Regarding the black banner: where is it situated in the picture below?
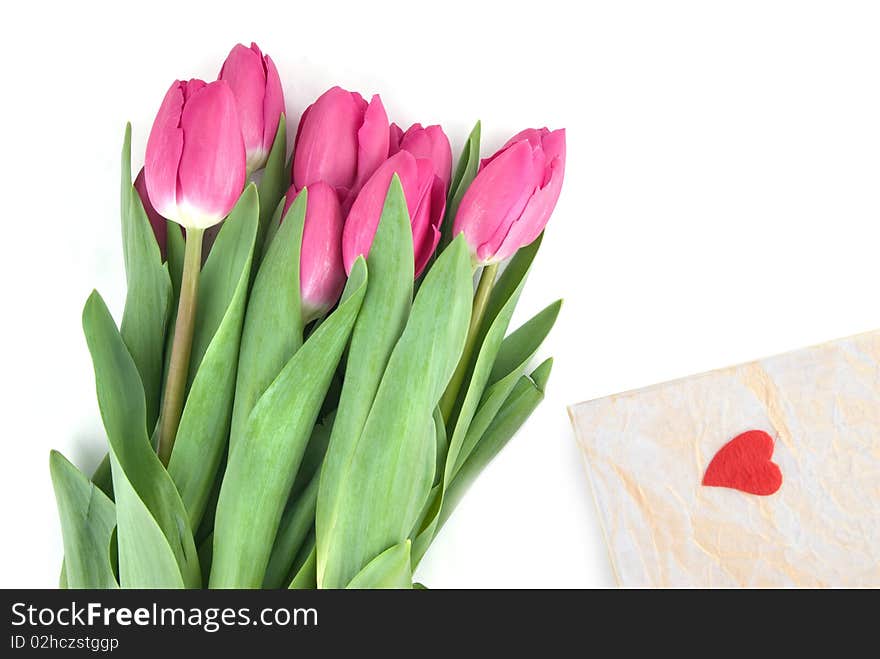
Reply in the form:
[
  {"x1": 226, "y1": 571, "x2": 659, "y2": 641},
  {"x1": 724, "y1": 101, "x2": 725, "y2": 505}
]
[{"x1": 0, "y1": 588, "x2": 864, "y2": 653}]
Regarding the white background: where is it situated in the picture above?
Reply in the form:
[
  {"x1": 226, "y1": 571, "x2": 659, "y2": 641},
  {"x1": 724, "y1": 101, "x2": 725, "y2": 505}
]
[{"x1": 1, "y1": 0, "x2": 879, "y2": 588}]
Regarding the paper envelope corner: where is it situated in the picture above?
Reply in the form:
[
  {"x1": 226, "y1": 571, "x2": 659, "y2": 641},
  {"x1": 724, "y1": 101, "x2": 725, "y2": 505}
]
[{"x1": 570, "y1": 331, "x2": 880, "y2": 588}]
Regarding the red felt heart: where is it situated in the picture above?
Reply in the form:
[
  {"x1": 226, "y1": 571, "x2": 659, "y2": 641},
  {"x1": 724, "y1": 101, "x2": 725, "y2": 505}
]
[{"x1": 702, "y1": 429, "x2": 782, "y2": 496}]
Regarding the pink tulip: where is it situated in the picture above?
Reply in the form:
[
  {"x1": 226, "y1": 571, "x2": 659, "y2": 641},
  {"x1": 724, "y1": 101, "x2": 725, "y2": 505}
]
[
  {"x1": 282, "y1": 182, "x2": 346, "y2": 322},
  {"x1": 389, "y1": 123, "x2": 452, "y2": 189},
  {"x1": 133, "y1": 168, "x2": 168, "y2": 261},
  {"x1": 218, "y1": 42, "x2": 285, "y2": 173},
  {"x1": 342, "y1": 150, "x2": 446, "y2": 277},
  {"x1": 292, "y1": 86, "x2": 389, "y2": 205},
  {"x1": 453, "y1": 128, "x2": 565, "y2": 265},
  {"x1": 145, "y1": 79, "x2": 246, "y2": 230}
]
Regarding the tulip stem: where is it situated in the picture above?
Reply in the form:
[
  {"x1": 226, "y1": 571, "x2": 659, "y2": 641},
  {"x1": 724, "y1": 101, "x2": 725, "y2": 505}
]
[
  {"x1": 440, "y1": 262, "x2": 499, "y2": 424},
  {"x1": 157, "y1": 227, "x2": 204, "y2": 466}
]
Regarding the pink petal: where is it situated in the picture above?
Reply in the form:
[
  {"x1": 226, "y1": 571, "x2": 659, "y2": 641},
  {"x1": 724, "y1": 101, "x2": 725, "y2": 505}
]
[
  {"x1": 352, "y1": 94, "x2": 390, "y2": 195},
  {"x1": 413, "y1": 173, "x2": 445, "y2": 277},
  {"x1": 452, "y1": 140, "x2": 537, "y2": 262},
  {"x1": 292, "y1": 86, "x2": 365, "y2": 191},
  {"x1": 491, "y1": 153, "x2": 565, "y2": 262},
  {"x1": 144, "y1": 80, "x2": 186, "y2": 220},
  {"x1": 503, "y1": 127, "x2": 550, "y2": 151},
  {"x1": 389, "y1": 123, "x2": 404, "y2": 155},
  {"x1": 540, "y1": 128, "x2": 566, "y2": 163},
  {"x1": 176, "y1": 80, "x2": 246, "y2": 226},
  {"x1": 342, "y1": 151, "x2": 418, "y2": 273},
  {"x1": 218, "y1": 44, "x2": 266, "y2": 161},
  {"x1": 261, "y1": 52, "x2": 285, "y2": 153},
  {"x1": 409, "y1": 158, "x2": 438, "y2": 265},
  {"x1": 299, "y1": 182, "x2": 346, "y2": 320},
  {"x1": 398, "y1": 124, "x2": 452, "y2": 189},
  {"x1": 182, "y1": 79, "x2": 206, "y2": 101}
]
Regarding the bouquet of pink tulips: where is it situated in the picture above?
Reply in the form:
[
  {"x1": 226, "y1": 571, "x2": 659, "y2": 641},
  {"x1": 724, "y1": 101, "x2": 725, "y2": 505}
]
[{"x1": 50, "y1": 42, "x2": 565, "y2": 589}]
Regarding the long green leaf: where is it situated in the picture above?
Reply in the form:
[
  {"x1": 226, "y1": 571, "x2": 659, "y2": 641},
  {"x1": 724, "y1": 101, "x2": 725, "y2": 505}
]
[
  {"x1": 316, "y1": 176, "x2": 413, "y2": 587},
  {"x1": 346, "y1": 541, "x2": 412, "y2": 589},
  {"x1": 119, "y1": 124, "x2": 173, "y2": 434},
  {"x1": 291, "y1": 412, "x2": 333, "y2": 500},
  {"x1": 417, "y1": 359, "x2": 553, "y2": 565},
  {"x1": 440, "y1": 358, "x2": 552, "y2": 529},
  {"x1": 452, "y1": 300, "x2": 561, "y2": 477},
  {"x1": 413, "y1": 295, "x2": 557, "y2": 564},
  {"x1": 442, "y1": 121, "x2": 481, "y2": 246},
  {"x1": 263, "y1": 471, "x2": 319, "y2": 589},
  {"x1": 320, "y1": 236, "x2": 471, "y2": 588},
  {"x1": 260, "y1": 198, "x2": 286, "y2": 257},
  {"x1": 83, "y1": 292, "x2": 200, "y2": 588},
  {"x1": 262, "y1": 414, "x2": 333, "y2": 588},
  {"x1": 255, "y1": 114, "x2": 288, "y2": 261},
  {"x1": 50, "y1": 451, "x2": 118, "y2": 589},
  {"x1": 228, "y1": 189, "x2": 306, "y2": 453},
  {"x1": 431, "y1": 407, "x2": 447, "y2": 487},
  {"x1": 479, "y1": 234, "x2": 543, "y2": 347},
  {"x1": 187, "y1": 186, "x2": 258, "y2": 379},
  {"x1": 168, "y1": 187, "x2": 258, "y2": 529},
  {"x1": 289, "y1": 541, "x2": 317, "y2": 589},
  {"x1": 443, "y1": 241, "x2": 542, "y2": 485},
  {"x1": 210, "y1": 259, "x2": 367, "y2": 588}
]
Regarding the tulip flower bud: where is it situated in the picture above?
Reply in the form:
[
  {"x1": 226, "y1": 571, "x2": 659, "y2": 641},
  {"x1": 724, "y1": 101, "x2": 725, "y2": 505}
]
[
  {"x1": 342, "y1": 150, "x2": 446, "y2": 278},
  {"x1": 292, "y1": 86, "x2": 389, "y2": 205},
  {"x1": 145, "y1": 79, "x2": 246, "y2": 230},
  {"x1": 133, "y1": 168, "x2": 168, "y2": 262},
  {"x1": 389, "y1": 123, "x2": 453, "y2": 189},
  {"x1": 218, "y1": 42, "x2": 285, "y2": 173},
  {"x1": 283, "y1": 182, "x2": 346, "y2": 323},
  {"x1": 453, "y1": 128, "x2": 566, "y2": 265}
]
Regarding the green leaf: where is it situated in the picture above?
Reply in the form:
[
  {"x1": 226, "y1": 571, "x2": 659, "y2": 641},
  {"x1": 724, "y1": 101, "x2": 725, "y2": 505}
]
[
  {"x1": 432, "y1": 407, "x2": 447, "y2": 487},
  {"x1": 411, "y1": 483, "x2": 442, "y2": 566},
  {"x1": 90, "y1": 455, "x2": 113, "y2": 499},
  {"x1": 442, "y1": 120, "x2": 481, "y2": 246},
  {"x1": 413, "y1": 292, "x2": 556, "y2": 566},
  {"x1": 228, "y1": 189, "x2": 306, "y2": 453},
  {"x1": 479, "y1": 234, "x2": 543, "y2": 346},
  {"x1": 443, "y1": 241, "x2": 542, "y2": 485},
  {"x1": 491, "y1": 300, "x2": 561, "y2": 386},
  {"x1": 319, "y1": 236, "x2": 472, "y2": 588},
  {"x1": 197, "y1": 532, "x2": 214, "y2": 587},
  {"x1": 345, "y1": 541, "x2": 413, "y2": 589},
  {"x1": 453, "y1": 300, "x2": 561, "y2": 477},
  {"x1": 263, "y1": 471, "x2": 319, "y2": 589},
  {"x1": 255, "y1": 114, "x2": 288, "y2": 261},
  {"x1": 187, "y1": 186, "x2": 258, "y2": 378},
  {"x1": 167, "y1": 187, "x2": 258, "y2": 529},
  {"x1": 263, "y1": 413, "x2": 333, "y2": 588},
  {"x1": 119, "y1": 124, "x2": 173, "y2": 434},
  {"x1": 49, "y1": 451, "x2": 118, "y2": 589},
  {"x1": 161, "y1": 224, "x2": 185, "y2": 411},
  {"x1": 316, "y1": 176, "x2": 414, "y2": 587},
  {"x1": 260, "y1": 198, "x2": 286, "y2": 257},
  {"x1": 417, "y1": 360, "x2": 553, "y2": 565},
  {"x1": 291, "y1": 412, "x2": 333, "y2": 500},
  {"x1": 440, "y1": 358, "x2": 552, "y2": 529},
  {"x1": 210, "y1": 259, "x2": 368, "y2": 588},
  {"x1": 263, "y1": 412, "x2": 334, "y2": 588},
  {"x1": 82, "y1": 291, "x2": 200, "y2": 588},
  {"x1": 288, "y1": 541, "x2": 317, "y2": 590}
]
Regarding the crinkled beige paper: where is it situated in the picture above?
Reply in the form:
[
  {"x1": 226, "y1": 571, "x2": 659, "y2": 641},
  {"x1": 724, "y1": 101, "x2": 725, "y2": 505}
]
[{"x1": 569, "y1": 332, "x2": 880, "y2": 587}]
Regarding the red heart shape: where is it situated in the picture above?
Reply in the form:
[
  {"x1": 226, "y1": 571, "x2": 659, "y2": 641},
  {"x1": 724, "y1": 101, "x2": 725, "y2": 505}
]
[{"x1": 702, "y1": 429, "x2": 782, "y2": 496}]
